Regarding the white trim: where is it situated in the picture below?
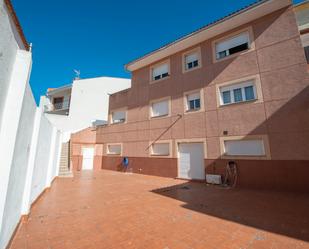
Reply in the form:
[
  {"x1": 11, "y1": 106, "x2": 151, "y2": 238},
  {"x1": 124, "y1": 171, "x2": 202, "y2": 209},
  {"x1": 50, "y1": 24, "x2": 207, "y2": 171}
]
[
  {"x1": 109, "y1": 107, "x2": 127, "y2": 125},
  {"x1": 183, "y1": 89, "x2": 205, "y2": 114},
  {"x1": 182, "y1": 47, "x2": 202, "y2": 73},
  {"x1": 215, "y1": 74, "x2": 263, "y2": 107},
  {"x1": 149, "y1": 97, "x2": 171, "y2": 119},
  {"x1": 149, "y1": 140, "x2": 172, "y2": 158},
  {"x1": 106, "y1": 143, "x2": 122, "y2": 156},
  {"x1": 212, "y1": 26, "x2": 255, "y2": 63},
  {"x1": 149, "y1": 59, "x2": 171, "y2": 84},
  {"x1": 219, "y1": 135, "x2": 271, "y2": 160}
]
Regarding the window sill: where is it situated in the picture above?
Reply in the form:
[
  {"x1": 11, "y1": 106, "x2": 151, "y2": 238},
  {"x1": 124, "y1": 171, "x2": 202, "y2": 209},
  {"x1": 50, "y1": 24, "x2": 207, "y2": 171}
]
[
  {"x1": 214, "y1": 48, "x2": 253, "y2": 63},
  {"x1": 150, "y1": 76, "x2": 170, "y2": 84},
  {"x1": 106, "y1": 153, "x2": 122, "y2": 157},
  {"x1": 150, "y1": 114, "x2": 170, "y2": 120},
  {"x1": 219, "y1": 98, "x2": 258, "y2": 108},
  {"x1": 184, "y1": 108, "x2": 204, "y2": 115},
  {"x1": 221, "y1": 154, "x2": 269, "y2": 160},
  {"x1": 150, "y1": 154, "x2": 171, "y2": 158},
  {"x1": 182, "y1": 64, "x2": 202, "y2": 74},
  {"x1": 110, "y1": 121, "x2": 126, "y2": 125}
]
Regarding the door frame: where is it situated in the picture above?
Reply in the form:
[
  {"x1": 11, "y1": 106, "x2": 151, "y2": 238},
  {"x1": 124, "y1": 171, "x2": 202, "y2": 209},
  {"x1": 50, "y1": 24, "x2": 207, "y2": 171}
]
[
  {"x1": 175, "y1": 138, "x2": 207, "y2": 179},
  {"x1": 82, "y1": 145, "x2": 95, "y2": 170}
]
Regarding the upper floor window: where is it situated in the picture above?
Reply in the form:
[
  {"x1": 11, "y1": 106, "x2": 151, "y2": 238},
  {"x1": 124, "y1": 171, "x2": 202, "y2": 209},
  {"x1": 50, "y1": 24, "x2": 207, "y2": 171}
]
[
  {"x1": 182, "y1": 48, "x2": 202, "y2": 73},
  {"x1": 151, "y1": 142, "x2": 170, "y2": 156},
  {"x1": 215, "y1": 32, "x2": 250, "y2": 60},
  {"x1": 151, "y1": 62, "x2": 169, "y2": 81},
  {"x1": 111, "y1": 110, "x2": 126, "y2": 124},
  {"x1": 151, "y1": 98, "x2": 169, "y2": 118},
  {"x1": 219, "y1": 80, "x2": 256, "y2": 106},
  {"x1": 53, "y1": 97, "x2": 64, "y2": 110},
  {"x1": 185, "y1": 92, "x2": 201, "y2": 112}
]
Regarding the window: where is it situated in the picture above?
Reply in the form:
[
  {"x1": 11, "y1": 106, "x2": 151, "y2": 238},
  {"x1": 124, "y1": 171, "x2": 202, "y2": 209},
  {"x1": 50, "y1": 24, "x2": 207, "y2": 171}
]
[
  {"x1": 151, "y1": 143, "x2": 170, "y2": 156},
  {"x1": 224, "y1": 139, "x2": 265, "y2": 156},
  {"x1": 152, "y1": 62, "x2": 169, "y2": 81},
  {"x1": 151, "y1": 99, "x2": 169, "y2": 118},
  {"x1": 111, "y1": 110, "x2": 126, "y2": 124},
  {"x1": 186, "y1": 92, "x2": 201, "y2": 111},
  {"x1": 185, "y1": 52, "x2": 199, "y2": 70},
  {"x1": 215, "y1": 32, "x2": 250, "y2": 60},
  {"x1": 53, "y1": 97, "x2": 64, "y2": 110},
  {"x1": 107, "y1": 144, "x2": 122, "y2": 155},
  {"x1": 219, "y1": 80, "x2": 256, "y2": 105}
]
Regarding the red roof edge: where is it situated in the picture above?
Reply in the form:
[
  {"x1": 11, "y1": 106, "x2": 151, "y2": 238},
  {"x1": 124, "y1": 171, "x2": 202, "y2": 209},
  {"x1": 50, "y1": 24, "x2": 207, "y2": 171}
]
[{"x1": 4, "y1": 0, "x2": 29, "y2": 51}]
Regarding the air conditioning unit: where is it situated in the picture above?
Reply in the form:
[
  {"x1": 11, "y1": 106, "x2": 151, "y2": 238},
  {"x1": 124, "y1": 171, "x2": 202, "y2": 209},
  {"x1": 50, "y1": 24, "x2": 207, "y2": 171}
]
[{"x1": 206, "y1": 174, "x2": 222, "y2": 185}]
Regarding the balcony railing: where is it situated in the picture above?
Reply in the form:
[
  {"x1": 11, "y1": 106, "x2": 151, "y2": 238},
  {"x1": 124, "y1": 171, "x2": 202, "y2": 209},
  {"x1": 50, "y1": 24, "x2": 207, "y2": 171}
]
[{"x1": 44, "y1": 100, "x2": 70, "y2": 113}]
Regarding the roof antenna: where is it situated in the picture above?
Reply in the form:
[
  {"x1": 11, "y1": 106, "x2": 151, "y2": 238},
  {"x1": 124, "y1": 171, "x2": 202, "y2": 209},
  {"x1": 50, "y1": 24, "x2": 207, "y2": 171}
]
[{"x1": 74, "y1": 69, "x2": 80, "y2": 80}]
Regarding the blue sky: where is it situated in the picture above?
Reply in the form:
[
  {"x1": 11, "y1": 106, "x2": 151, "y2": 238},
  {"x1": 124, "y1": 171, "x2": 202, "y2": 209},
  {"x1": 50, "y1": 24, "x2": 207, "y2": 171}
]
[{"x1": 13, "y1": 0, "x2": 303, "y2": 103}]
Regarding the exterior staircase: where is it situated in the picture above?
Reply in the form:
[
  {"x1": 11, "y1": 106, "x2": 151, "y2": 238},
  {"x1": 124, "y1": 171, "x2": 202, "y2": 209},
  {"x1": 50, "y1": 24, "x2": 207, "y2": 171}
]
[{"x1": 58, "y1": 142, "x2": 73, "y2": 177}]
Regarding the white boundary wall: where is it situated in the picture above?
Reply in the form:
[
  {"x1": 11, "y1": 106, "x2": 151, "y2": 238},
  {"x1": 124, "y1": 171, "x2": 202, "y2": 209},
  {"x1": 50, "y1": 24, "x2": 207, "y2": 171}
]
[
  {"x1": 0, "y1": 51, "x2": 62, "y2": 249},
  {"x1": 0, "y1": 2, "x2": 64, "y2": 248}
]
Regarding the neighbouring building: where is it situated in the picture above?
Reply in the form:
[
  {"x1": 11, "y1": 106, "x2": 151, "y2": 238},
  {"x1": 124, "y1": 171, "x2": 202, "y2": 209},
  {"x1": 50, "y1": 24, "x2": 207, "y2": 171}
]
[
  {"x1": 72, "y1": 0, "x2": 309, "y2": 192},
  {"x1": 40, "y1": 76, "x2": 130, "y2": 175},
  {"x1": 40, "y1": 76, "x2": 131, "y2": 134}
]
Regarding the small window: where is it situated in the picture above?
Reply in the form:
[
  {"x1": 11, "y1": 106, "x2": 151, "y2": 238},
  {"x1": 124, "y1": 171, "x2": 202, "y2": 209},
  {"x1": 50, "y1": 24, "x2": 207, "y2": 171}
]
[
  {"x1": 151, "y1": 143, "x2": 170, "y2": 156},
  {"x1": 151, "y1": 99, "x2": 169, "y2": 118},
  {"x1": 224, "y1": 139, "x2": 265, "y2": 156},
  {"x1": 216, "y1": 32, "x2": 250, "y2": 60},
  {"x1": 53, "y1": 97, "x2": 64, "y2": 110},
  {"x1": 220, "y1": 80, "x2": 256, "y2": 106},
  {"x1": 107, "y1": 144, "x2": 121, "y2": 155},
  {"x1": 152, "y1": 63, "x2": 169, "y2": 81},
  {"x1": 185, "y1": 52, "x2": 199, "y2": 70},
  {"x1": 186, "y1": 92, "x2": 201, "y2": 111},
  {"x1": 111, "y1": 110, "x2": 126, "y2": 124}
]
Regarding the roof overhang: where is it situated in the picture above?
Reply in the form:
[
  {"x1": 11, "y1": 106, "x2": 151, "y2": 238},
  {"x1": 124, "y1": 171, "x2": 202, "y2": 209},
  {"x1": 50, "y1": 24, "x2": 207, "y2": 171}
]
[
  {"x1": 46, "y1": 84, "x2": 72, "y2": 96},
  {"x1": 125, "y1": 0, "x2": 291, "y2": 72}
]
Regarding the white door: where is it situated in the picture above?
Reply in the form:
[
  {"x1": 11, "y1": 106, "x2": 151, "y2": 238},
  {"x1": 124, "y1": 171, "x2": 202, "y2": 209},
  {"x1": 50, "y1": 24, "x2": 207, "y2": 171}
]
[
  {"x1": 178, "y1": 143, "x2": 205, "y2": 180},
  {"x1": 82, "y1": 147, "x2": 94, "y2": 170}
]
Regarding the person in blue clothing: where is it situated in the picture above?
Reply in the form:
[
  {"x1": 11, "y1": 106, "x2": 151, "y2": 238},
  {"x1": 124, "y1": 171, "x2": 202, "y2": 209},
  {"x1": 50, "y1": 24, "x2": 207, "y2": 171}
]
[{"x1": 122, "y1": 157, "x2": 129, "y2": 171}]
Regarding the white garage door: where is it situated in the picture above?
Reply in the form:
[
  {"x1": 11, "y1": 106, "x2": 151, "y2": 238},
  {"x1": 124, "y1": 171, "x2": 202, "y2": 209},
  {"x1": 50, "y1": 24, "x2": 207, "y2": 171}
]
[
  {"x1": 178, "y1": 143, "x2": 205, "y2": 180},
  {"x1": 82, "y1": 147, "x2": 94, "y2": 170}
]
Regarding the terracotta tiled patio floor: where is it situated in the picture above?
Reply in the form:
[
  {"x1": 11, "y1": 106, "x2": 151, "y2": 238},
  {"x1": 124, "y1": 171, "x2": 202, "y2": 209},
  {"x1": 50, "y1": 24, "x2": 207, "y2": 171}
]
[{"x1": 10, "y1": 170, "x2": 309, "y2": 249}]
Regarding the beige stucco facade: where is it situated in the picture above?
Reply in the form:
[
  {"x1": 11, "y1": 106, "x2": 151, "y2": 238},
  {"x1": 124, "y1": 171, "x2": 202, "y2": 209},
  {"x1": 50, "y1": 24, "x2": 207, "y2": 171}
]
[{"x1": 74, "y1": 2, "x2": 309, "y2": 192}]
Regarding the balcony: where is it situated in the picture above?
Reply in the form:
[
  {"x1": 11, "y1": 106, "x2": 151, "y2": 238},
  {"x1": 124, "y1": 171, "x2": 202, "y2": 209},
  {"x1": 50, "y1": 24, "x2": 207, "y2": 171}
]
[{"x1": 44, "y1": 100, "x2": 70, "y2": 115}]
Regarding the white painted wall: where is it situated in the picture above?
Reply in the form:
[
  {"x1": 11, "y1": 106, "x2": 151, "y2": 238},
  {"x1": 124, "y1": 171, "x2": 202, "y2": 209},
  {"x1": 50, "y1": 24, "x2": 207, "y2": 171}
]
[
  {"x1": 0, "y1": 3, "x2": 63, "y2": 248},
  {"x1": 30, "y1": 116, "x2": 53, "y2": 202},
  {"x1": 0, "y1": 0, "x2": 23, "y2": 130},
  {"x1": 0, "y1": 49, "x2": 32, "y2": 248},
  {"x1": 0, "y1": 83, "x2": 36, "y2": 248},
  {"x1": 41, "y1": 77, "x2": 131, "y2": 133}
]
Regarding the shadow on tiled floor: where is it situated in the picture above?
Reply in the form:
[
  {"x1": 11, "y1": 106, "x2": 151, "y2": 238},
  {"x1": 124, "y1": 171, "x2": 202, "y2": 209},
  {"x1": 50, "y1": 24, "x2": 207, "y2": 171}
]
[{"x1": 152, "y1": 181, "x2": 309, "y2": 243}]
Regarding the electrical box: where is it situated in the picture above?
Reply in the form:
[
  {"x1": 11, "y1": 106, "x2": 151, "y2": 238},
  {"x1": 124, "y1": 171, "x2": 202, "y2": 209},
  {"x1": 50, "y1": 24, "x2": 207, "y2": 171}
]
[{"x1": 206, "y1": 174, "x2": 222, "y2": 185}]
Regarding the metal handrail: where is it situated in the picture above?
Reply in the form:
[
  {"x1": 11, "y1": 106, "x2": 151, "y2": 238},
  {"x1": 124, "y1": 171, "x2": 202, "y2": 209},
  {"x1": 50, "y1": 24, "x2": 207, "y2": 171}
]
[{"x1": 44, "y1": 100, "x2": 70, "y2": 112}]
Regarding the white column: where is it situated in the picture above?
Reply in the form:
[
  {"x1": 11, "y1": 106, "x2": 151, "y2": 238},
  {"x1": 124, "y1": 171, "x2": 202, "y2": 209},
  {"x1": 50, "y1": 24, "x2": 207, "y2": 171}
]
[
  {"x1": 0, "y1": 50, "x2": 32, "y2": 231},
  {"x1": 45, "y1": 127, "x2": 57, "y2": 188},
  {"x1": 20, "y1": 108, "x2": 42, "y2": 215}
]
